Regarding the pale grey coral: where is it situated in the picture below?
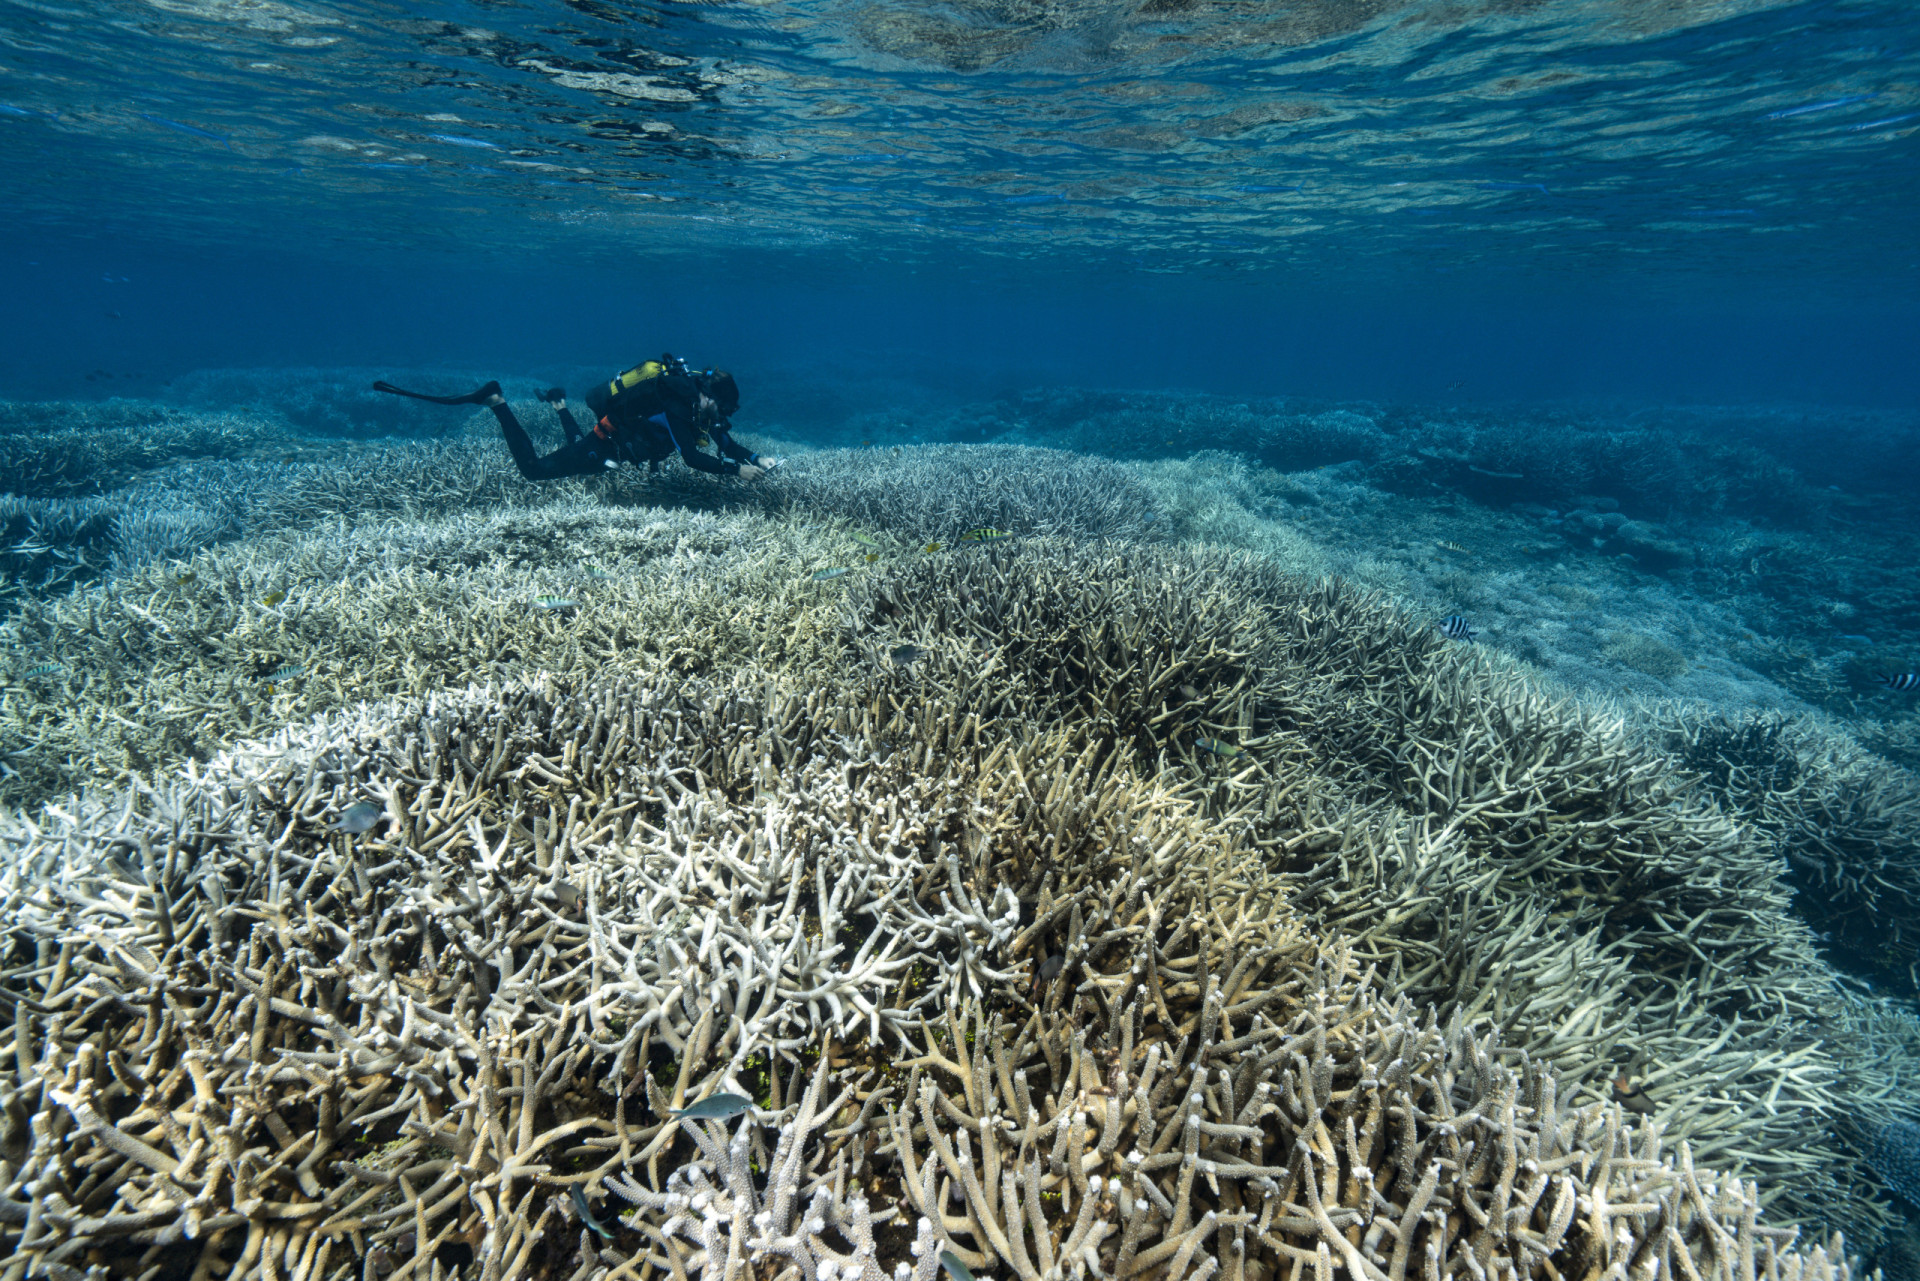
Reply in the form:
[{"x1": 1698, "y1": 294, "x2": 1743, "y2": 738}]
[
  {"x1": 106, "y1": 501, "x2": 236, "y2": 571},
  {"x1": 1866, "y1": 1120, "x2": 1920, "y2": 1205},
  {"x1": 0, "y1": 495, "x2": 118, "y2": 599},
  {"x1": 0, "y1": 661, "x2": 1872, "y2": 1281},
  {"x1": 771, "y1": 443, "x2": 1155, "y2": 542}
]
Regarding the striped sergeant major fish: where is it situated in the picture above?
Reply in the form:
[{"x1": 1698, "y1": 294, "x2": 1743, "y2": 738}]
[
  {"x1": 1439, "y1": 616, "x2": 1477, "y2": 642},
  {"x1": 1881, "y1": 673, "x2": 1920, "y2": 692}
]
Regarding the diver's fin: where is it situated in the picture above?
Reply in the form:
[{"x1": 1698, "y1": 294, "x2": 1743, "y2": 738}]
[{"x1": 371, "y1": 379, "x2": 501, "y2": 406}]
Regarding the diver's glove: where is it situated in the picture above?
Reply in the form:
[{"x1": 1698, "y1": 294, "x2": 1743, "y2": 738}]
[{"x1": 540, "y1": 387, "x2": 566, "y2": 405}]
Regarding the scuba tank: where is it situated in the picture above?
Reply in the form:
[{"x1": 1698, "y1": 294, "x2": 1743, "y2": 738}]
[
  {"x1": 583, "y1": 354, "x2": 712, "y2": 448},
  {"x1": 584, "y1": 354, "x2": 684, "y2": 422}
]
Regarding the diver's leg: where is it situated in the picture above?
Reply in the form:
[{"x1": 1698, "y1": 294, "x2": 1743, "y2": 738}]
[
  {"x1": 490, "y1": 391, "x2": 613, "y2": 479},
  {"x1": 488, "y1": 392, "x2": 549, "y2": 479}
]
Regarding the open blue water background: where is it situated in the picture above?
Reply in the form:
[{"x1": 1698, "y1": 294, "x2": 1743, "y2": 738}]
[{"x1": 2, "y1": 0, "x2": 1916, "y2": 403}]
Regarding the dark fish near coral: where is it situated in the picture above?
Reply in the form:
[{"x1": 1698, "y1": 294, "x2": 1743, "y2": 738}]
[
  {"x1": 331, "y1": 802, "x2": 383, "y2": 834},
  {"x1": 890, "y1": 644, "x2": 922, "y2": 664},
  {"x1": 261, "y1": 590, "x2": 286, "y2": 608},
  {"x1": 940, "y1": 1252, "x2": 976, "y2": 1281},
  {"x1": 1612, "y1": 1075, "x2": 1656, "y2": 1116},
  {"x1": 1439, "y1": 616, "x2": 1477, "y2": 642},
  {"x1": 812, "y1": 567, "x2": 851, "y2": 581},
  {"x1": 1038, "y1": 954, "x2": 1065, "y2": 981},
  {"x1": 572, "y1": 1185, "x2": 615, "y2": 1240},
  {"x1": 554, "y1": 879, "x2": 582, "y2": 909},
  {"x1": 174, "y1": 570, "x2": 196, "y2": 585},
  {"x1": 534, "y1": 595, "x2": 577, "y2": 610},
  {"x1": 959, "y1": 528, "x2": 1011, "y2": 544},
  {"x1": 1195, "y1": 737, "x2": 1245, "y2": 758},
  {"x1": 1179, "y1": 683, "x2": 1201, "y2": 700},
  {"x1": 672, "y1": 1092, "x2": 754, "y2": 1120},
  {"x1": 1882, "y1": 673, "x2": 1920, "y2": 692}
]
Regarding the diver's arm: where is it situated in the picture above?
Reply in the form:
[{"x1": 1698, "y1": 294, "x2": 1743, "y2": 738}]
[
  {"x1": 663, "y1": 405, "x2": 743, "y2": 475},
  {"x1": 712, "y1": 424, "x2": 760, "y2": 465}
]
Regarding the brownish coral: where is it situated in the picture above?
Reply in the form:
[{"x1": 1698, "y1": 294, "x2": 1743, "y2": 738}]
[{"x1": 0, "y1": 663, "x2": 1868, "y2": 1281}]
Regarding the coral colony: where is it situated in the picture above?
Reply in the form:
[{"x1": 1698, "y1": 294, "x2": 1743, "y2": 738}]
[{"x1": 3, "y1": 387, "x2": 1920, "y2": 1281}]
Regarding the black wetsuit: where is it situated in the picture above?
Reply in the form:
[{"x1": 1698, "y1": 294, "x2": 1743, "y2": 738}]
[{"x1": 493, "y1": 370, "x2": 762, "y2": 481}]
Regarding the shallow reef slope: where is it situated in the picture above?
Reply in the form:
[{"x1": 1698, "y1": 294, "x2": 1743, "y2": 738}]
[{"x1": 3, "y1": 390, "x2": 1920, "y2": 1280}]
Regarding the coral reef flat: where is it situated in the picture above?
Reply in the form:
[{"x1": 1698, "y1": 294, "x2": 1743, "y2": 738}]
[{"x1": 4, "y1": 373, "x2": 1920, "y2": 1281}]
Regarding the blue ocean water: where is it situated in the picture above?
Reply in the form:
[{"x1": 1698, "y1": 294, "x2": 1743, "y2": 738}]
[{"x1": 1, "y1": 0, "x2": 1916, "y2": 401}]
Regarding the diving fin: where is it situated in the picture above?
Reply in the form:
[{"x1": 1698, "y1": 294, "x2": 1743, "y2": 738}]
[{"x1": 371, "y1": 379, "x2": 501, "y2": 406}]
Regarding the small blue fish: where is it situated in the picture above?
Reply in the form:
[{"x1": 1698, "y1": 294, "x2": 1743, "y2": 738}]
[
  {"x1": 812, "y1": 568, "x2": 851, "y2": 581},
  {"x1": 585, "y1": 566, "x2": 613, "y2": 580},
  {"x1": 139, "y1": 113, "x2": 230, "y2": 147},
  {"x1": 1765, "y1": 94, "x2": 1873, "y2": 120},
  {"x1": 572, "y1": 1185, "x2": 615, "y2": 1240},
  {"x1": 265, "y1": 664, "x2": 303, "y2": 682},
  {"x1": 1849, "y1": 113, "x2": 1918, "y2": 132},
  {"x1": 890, "y1": 644, "x2": 922, "y2": 664},
  {"x1": 1881, "y1": 673, "x2": 1919, "y2": 692},
  {"x1": 1195, "y1": 737, "x2": 1246, "y2": 758},
  {"x1": 22, "y1": 662, "x2": 64, "y2": 679},
  {"x1": 331, "y1": 802, "x2": 383, "y2": 834},
  {"x1": 534, "y1": 595, "x2": 577, "y2": 610},
  {"x1": 1439, "y1": 616, "x2": 1477, "y2": 642},
  {"x1": 940, "y1": 1252, "x2": 976, "y2": 1281},
  {"x1": 429, "y1": 132, "x2": 501, "y2": 149},
  {"x1": 672, "y1": 1093, "x2": 753, "y2": 1120}
]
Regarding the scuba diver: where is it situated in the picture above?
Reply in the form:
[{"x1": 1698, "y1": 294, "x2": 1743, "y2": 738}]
[{"x1": 373, "y1": 355, "x2": 781, "y2": 482}]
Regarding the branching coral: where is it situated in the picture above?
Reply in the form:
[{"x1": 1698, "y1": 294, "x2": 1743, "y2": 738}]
[
  {"x1": 841, "y1": 541, "x2": 1901, "y2": 1237},
  {"x1": 771, "y1": 444, "x2": 1156, "y2": 544},
  {"x1": 0, "y1": 501, "x2": 856, "y2": 809},
  {"x1": 0, "y1": 403, "x2": 283, "y2": 498},
  {"x1": 1660, "y1": 707, "x2": 1920, "y2": 993},
  {"x1": 0, "y1": 659, "x2": 1867, "y2": 1281},
  {"x1": 4, "y1": 461, "x2": 1917, "y2": 1276}
]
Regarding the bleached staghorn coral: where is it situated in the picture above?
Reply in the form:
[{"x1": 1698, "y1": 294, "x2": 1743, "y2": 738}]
[
  {"x1": 3, "y1": 519, "x2": 1913, "y2": 1277},
  {"x1": 0, "y1": 501, "x2": 852, "y2": 809},
  {"x1": 770, "y1": 444, "x2": 1155, "y2": 545},
  {"x1": 0, "y1": 641, "x2": 1875, "y2": 1281},
  {"x1": 600, "y1": 917, "x2": 1861, "y2": 1281},
  {"x1": 0, "y1": 657, "x2": 1212, "y2": 1280},
  {"x1": 843, "y1": 543, "x2": 1898, "y2": 1236},
  {"x1": 1660, "y1": 705, "x2": 1920, "y2": 993}
]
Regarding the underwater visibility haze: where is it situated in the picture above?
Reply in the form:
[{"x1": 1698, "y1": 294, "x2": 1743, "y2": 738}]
[{"x1": 5, "y1": 1, "x2": 1920, "y2": 1280}]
